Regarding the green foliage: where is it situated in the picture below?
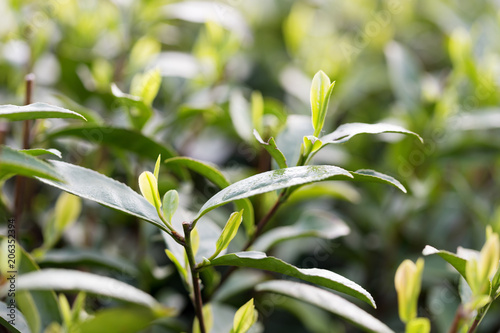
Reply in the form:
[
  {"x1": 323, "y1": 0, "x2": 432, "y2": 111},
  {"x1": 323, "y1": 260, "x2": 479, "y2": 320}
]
[{"x1": 2, "y1": 1, "x2": 500, "y2": 332}]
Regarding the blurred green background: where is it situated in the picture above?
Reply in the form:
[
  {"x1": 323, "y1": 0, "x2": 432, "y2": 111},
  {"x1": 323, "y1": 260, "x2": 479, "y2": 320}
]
[{"x1": 1, "y1": 0, "x2": 500, "y2": 332}]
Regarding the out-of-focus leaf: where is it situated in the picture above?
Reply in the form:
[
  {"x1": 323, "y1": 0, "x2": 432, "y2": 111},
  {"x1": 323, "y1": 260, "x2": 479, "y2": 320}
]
[
  {"x1": 20, "y1": 148, "x2": 62, "y2": 158},
  {"x1": 256, "y1": 281, "x2": 393, "y2": 333},
  {"x1": 252, "y1": 210, "x2": 350, "y2": 252},
  {"x1": 48, "y1": 125, "x2": 176, "y2": 160},
  {"x1": 0, "y1": 103, "x2": 86, "y2": 121},
  {"x1": 195, "y1": 165, "x2": 352, "y2": 221},
  {"x1": 230, "y1": 90, "x2": 253, "y2": 142},
  {"x1": 193, "y1": 304, "x2": 213, "y2": 333},
  {"x1": 276, "y1": 115, "x2": 314, "y2": 165},
  {"x1": 253, "y1": 130, "x2": 287, "y2": 169},
  {"x1": 3, "y1": 269, "x2": 160, "y2": 309},
  {"x1": 453, "y1": 108, "x2": 500, "y2": 130},
  {"x1": 38, "y1": 249, "x2": 138, "y2": 276},
  {"x1": 162, "y1": 1, "x2": 252, "y2": 42},
  {"x1": 77, "y1": 307, "x2": 161, "y2": 333},
  {"x1": 37, "y1": 161, "x2": 168, "y2": 232},
  {"x1": 0, "y1": 301, "x2": 32, "y2": 333},
  {"x1": 130, "y1": 69, "x2": 161, "y2": 107},
  {"x1": 163, "y1": 157, "x2": 254, "y2": 235},
  {"x1": 320, "y1": 123, "x2": 422, "y2": 145},
  {"x1": 205, "y1": 251, "x2": 375, "y2": 307},
  {"x1": 385, "y1": 42, "x2": 422, "y2": 109},
  {"x1": 53, "y1": 93, "x2": 104, "y2": 124},
  {"x1": 0, "y1": 145, "x2": 61, "y2": 182},
  {"x1": 422, "y1": 245, "x2": 467, "y2": 278},
  {"x1": 407, "y1": 318, "x2": 431, "y2": 333},
  {"x1": 0, "y1": 235, "x2": 61, "y2": 332}
]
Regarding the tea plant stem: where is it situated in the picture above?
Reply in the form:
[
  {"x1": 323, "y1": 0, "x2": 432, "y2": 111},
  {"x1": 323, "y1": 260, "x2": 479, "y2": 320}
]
[
  {"x1": 243, "y1": 191, "x2": 287, "y2": 250},
  {"x1": 448, "y1": 305, "x2": 464, "y2": 333},
  {"x1": 183, "y1": 222, "x2": 206, "y2": 333},
  {"x1": 14, "y1": 73, "x2": 35, "y2": 238},
  {"x1": 467, "y1": 303, "x2": 491, "y2": 333}
]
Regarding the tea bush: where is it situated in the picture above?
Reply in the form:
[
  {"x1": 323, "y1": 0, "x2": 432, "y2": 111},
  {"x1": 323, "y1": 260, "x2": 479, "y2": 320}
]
[{"x1": 1, "y1": 1, "x2": 500, "y2": 332}]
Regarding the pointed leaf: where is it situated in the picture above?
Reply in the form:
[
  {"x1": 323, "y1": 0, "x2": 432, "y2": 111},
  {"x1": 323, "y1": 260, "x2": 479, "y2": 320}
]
[
  {"x1": 130, "y1": 69, "x2": 161, "y2": 107},
  {"x1": 422, "y1": 245, "x2": 467, "y2": 278},
  {"x1": 0, "y1": 146, "x2": 61, "y2": 182},
  {"x1": 350, "y1": 169, "x2": 407, "y2": 193},
  {"x1": 0, "y1": 103, "x2": 86, "y2": 121},
  {"x1": 166, "y1": 249, "x2": 188, "y2": 283},
  {"x1": 210, "y1": 210, "x2": 244, "y2": 260},
  {"x1": 196, "y1": 165, "x2": 352, "y2": 220},
  {"x1": 2, "y1": 269, "x2": 160, "y2": 309},
  {"x1": 20, "y1": 148, "x2": 62, "y2": 158},
  {"x1": 76, "y1": 307, "x2": 162, "y2": 333},
  {"x1": 253, "y1": 130, "x2": 287, "y2": 169},
  {"x1": 37, "y1": 161, "x2": 168, "y2": 232},
  {"x1": 320, "y1": 123, "x2": 422, "y2": 144},
  {"x1": 206, "y1": 251, "x2": 375, "y2": 307},
  {"x1": 231, "y1": 299, "x2": 257, "y2": 333},
  {"x1": 310, "y1": 71, "x2": 335, "y2": 137},
  {"x1": 256, "y1": 281, "x2": 393, "y2": 333},
  {"x1": 153, "y1": 154, "x2": 161, "y2": 180}
]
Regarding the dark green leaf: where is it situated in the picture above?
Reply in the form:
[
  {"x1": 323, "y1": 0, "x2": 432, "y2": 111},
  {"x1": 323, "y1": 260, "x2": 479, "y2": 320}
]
[
  {"x1": 0, "y1": 145, "x2": 61, "y2": 182},
  {"x1": 47, "y1": 125, "x2": 176, "y2": 160},
  {"x1": 38, "y1": 249, "x2": 138, "y2": 276},
  {"x1": 256, "y1": 281, "x2": 393, "y2": 333},
  {"x1": 320, "y1": 123, "x2": 422, "y2": 144},
  {"x1": 422, "y1": 245, "x2": 467, "y2": 278},
  {"x1": 195, "y1": 165, "x2": 352, "y2": 220},
  {"x1": 0, "y1": 103, "x2": 86, "y2": 121},
  {"x1": 9, "y1": 269, "x2": 160, "y2": 309},
  {"x1": 37, "y1": 161, "x2": 168, "y2": 233},
  {"x1": 206, "y1": 251, "x2": 375, "y2": 307}
]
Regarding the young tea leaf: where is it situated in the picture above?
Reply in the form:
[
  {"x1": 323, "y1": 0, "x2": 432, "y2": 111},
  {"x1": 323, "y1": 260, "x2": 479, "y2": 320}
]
[
  {"x1": 210, "y1": 210, "x2": 244, "y2": 260},
  {"x1": 162, "y1": 190, "x2": 179, "y2": 223},
  {"x1": 138, "y1": 171, "x2": 162, "y2": 211},
  {"x1": 230, "y1": 298, "x2": 258, "y2": 333},
  {"x1": 310, "y1": 70, "x2": 335, "y2": 137}
]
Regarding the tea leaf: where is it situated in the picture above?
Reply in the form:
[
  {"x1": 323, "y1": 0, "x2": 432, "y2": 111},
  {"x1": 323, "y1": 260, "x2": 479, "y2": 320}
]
[
  {"x1": 0, "y1": 146, "x2": 61, "y2": 182},
  {"x1": 253, "y1": 129, "x2": 287, "y2": 169},
  {"x1": 231, "y1": 298, "x2": 257, "y2": 333},
  {"x1": 210, "y1": 210, "x2": 244, "y2": 260},
  {"x1": 196, "y1": 165, "x2": 352, "y2": 220},
  {"x1": 422, "y1": 245, "x2": 467, "y2": 278},
  {"x1": 0, "y1": 103, "x2": 86, "y2": 121},
  {"x1": 321, "y1": 122, "x2": 422, "y2": 145},
  {"x1": 206, "y1": 251, "x2": 375, "y2": 307},
  {"x1": 256, "y1": 281, "x2": 393, "y2": 333}
]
